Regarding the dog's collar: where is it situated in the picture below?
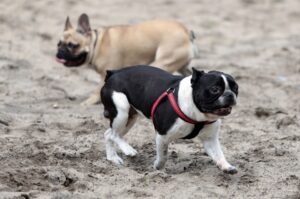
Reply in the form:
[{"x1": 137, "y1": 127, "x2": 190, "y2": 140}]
[
  {"x1": 88, "y1": 29, "x2": 99, "y2": 65},
  {"x1": 151, "y1": 88, "x2": 216, "y2": 125}
]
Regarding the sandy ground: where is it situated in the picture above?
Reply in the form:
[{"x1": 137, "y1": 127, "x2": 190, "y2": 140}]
[{"x1": 0, "y1": 0, "x2": 300, "y2": 198}]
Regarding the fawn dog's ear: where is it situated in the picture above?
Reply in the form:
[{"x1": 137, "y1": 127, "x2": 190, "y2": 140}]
[
  {"x1": 77, "y1": 13, "x2": 91, "y2": 35},
  {"x1": 64, "y1": 16, "x2": 73, "y2": 31}
]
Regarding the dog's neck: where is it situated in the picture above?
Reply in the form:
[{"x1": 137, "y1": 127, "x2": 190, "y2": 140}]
[
  {"x1": 177, "y1": 76, "x2": 220, "y2": 122},
  {"x1": 87, "y1": 28, "x2": 103, "y2": 68}
]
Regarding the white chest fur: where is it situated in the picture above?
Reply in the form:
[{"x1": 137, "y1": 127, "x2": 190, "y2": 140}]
[
  {"x1": 164, "y1": 76, "x2": 220, "y2": 140},
  {"x1": 177, "y1": 76, "x2": 207, "y2": 121}
]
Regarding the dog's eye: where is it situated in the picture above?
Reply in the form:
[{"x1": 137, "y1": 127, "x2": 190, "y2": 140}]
[
  {"x1": 210, "y1": 86, "x2": 221, "y2": 94},
  {"x1": 57, "y1": 41, "x2": 62, "y2": 47}
]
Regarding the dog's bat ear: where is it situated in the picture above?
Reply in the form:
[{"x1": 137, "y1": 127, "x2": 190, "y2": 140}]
[
  {"x1": 64, "y1": 16, "x2": 73, "y2": 31},
  {"x1": 191, "y1": 67, "x2": 205, "y2": 84},
  {"x1": 77, "y1": 13, "x2": 91, "y2": 35}
]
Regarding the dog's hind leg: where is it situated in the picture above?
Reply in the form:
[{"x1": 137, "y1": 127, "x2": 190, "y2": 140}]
[
  {"x1": 102, "y1": 88, "x2": 134, "y2": 165},
  {"x1": 104, "y1": 128, "x2": 124, "y2": 165},
  {"x1": 150, "y1": 43, "x2": 191, "y2": 75},
  {"x1": 108, "y1": 92, "x2": 138, "y2": 157},
  {"x1": 178, "y1": 64, "x2": 192, "y2": 76},
  {"x1": 102, "y1": 87, "x2": 122, "y2": 164}
]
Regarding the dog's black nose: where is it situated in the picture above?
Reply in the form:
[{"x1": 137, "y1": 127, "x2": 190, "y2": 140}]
[
  {"x1": 224, "y1": 92, "x2": 236, "y2": 105},
  {"x1": 56, "y1": 47, "x2": 69, "y2": 59},
  {"x1": 58, "y1": 47, "x2": 67, "y2": 54},
  {"x1": 56, "y1": 50, "x2": 64, "y2": 59}
]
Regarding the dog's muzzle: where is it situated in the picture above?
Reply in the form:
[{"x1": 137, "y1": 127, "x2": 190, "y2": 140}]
[
  {"x1": 201, "y1": 92, "x2": 237, "y2": 116},
  {"x1": 213, "y1": 92, "x2": 236, "y2": 116},
  {"x1": 222, "y1": 91, "x2": 236, "y2": 106},
  {"x1": 56, "y1": 47, "x2": 88, "y2": 67}
]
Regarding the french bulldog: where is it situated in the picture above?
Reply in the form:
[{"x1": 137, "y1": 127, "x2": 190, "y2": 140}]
[
  {"x1": 56, "y1": 13, "x2": 198, "y2": 106},
  {"x1": 101, "y1": 65, "x2": 239, "y2": 174}
]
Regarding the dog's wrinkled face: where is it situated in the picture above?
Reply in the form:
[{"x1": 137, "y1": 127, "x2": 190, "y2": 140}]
[
  {"x1": 56, "y1": 14, "x2": 92, "y2": 67},
  {"x1": 191, "y1": 68, "x2": 238, "y2": 116}
]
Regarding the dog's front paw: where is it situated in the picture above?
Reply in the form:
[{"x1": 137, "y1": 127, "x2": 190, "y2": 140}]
[
  {"x1": 154, "y1": 160, "x2": 165, "y2": 170},
  {"x1": 223, "y1": 166, "x2": 238, "y2": 175}
]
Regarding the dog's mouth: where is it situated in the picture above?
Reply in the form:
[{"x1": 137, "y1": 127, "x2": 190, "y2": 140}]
[
  {"x1": 212, "y1": 106, "x2": 232, "y2": 116},
  {"x1": 56, "y1": 50, "x2": 88, "y2": 67},
  {"x1": 201, "y1": 105, "x2": 233, "y2": 116},
  {"x1": 56, "y1": 56, "x2": 86, "y2": 67}
]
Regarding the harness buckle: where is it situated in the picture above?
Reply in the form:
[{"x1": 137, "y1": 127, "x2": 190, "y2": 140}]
[{"x1": 166, "y1": 87, "x2": 175, "y2": 93}]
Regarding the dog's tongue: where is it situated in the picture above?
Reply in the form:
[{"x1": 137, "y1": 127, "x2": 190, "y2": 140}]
[{"x1": 56, "y1": 58, "x2": 67, "y2": 64}]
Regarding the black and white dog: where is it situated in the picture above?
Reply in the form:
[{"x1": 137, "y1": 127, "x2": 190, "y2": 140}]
[{"x1": 101, "y1": 65, "x2": 239, "y2": 174}]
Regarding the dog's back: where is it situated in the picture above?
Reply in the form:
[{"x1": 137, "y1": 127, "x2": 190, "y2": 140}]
[
  {"x1": 97, "y1": 20, "x2": 197, "y2": 74},
  {"x1": 101, "y1": 65, "x2": 183, "y2": 120}
]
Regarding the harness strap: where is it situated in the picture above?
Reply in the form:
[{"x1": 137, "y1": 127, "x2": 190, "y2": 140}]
[
  {"x1": 151, "y1": 91, "x2": 168, "y2": 121},
  {"x1": 151, "y1": 88, "x2": 216, "y2": 126},
  {"x1": 167, "y1": 89, "x2": 198, "y2": 124}
]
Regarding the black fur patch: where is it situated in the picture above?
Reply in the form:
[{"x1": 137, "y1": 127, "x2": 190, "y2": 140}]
[
  {"x1": 181, "y1": 123, "x2": 205, "y2": 139},
  {"x1": 101, "y1": 87, "x2": 117, "y2": 127}
]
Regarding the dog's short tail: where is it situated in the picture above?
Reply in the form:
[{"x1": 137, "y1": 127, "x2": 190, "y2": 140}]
[
  {"x1": 189, "y1": 30, "x2": 200, "y2": 59},
  {"x1": 104, "y1": 70, "x2": 116, "y2": 82}
]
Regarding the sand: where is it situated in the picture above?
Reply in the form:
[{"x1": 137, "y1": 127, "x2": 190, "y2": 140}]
[{"x1": 0, "y1": 0, "x2": 299, "y2": 198}]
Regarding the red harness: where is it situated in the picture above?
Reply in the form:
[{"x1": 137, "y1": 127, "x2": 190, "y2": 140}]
[{"x1": 151, "y1": 88, "x2": 216, "y2": 125}]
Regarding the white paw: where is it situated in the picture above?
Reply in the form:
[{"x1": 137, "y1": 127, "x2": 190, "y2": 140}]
[
  {"x1": 107, "y1": 154, "x2": 124, "y2": 165},
  {"x1": 223, "y1": 165, "x2": 238, "y2": 174},
  {"x1": 217, "y1": 161, "x2": 238, "y2": 175},
  {"x1": 154, "y1": 159, "x2": 165, "y2": 170},
  {"x1": 120, "y1": 145, "x2": 137, "y2": 157}
]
